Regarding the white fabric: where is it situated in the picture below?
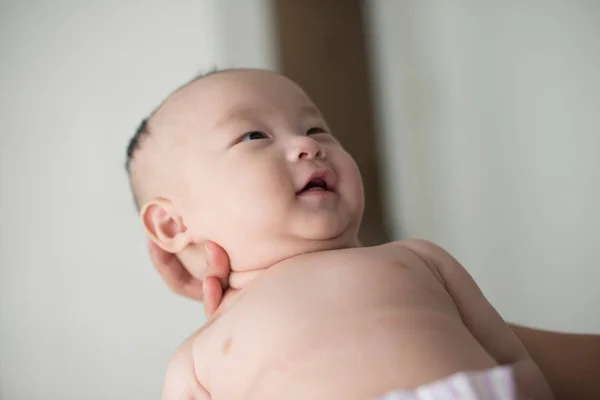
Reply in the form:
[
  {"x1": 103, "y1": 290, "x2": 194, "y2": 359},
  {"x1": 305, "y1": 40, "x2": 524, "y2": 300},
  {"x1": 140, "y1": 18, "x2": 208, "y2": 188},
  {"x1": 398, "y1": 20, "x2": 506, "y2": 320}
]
[{"x1": 375, "y1": 366, "x2": 515, "y2": 400}]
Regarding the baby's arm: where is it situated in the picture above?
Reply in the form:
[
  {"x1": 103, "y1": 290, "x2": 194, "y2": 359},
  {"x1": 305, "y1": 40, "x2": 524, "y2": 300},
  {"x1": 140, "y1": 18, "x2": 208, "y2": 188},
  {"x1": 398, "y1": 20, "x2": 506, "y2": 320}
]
[
  {"x1": 400, "y1": 240, "x2": 554, "y2": 400},
  {"x1": 161, "y1": 330, "x2": 210, "y2": 400}
]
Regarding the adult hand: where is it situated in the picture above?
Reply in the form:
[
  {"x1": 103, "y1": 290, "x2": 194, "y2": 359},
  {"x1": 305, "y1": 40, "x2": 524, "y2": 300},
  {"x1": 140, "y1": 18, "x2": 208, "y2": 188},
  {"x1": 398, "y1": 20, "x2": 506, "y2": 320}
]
[{"x1": 148, "y1": 239, "x2": 230, "y2": 316}]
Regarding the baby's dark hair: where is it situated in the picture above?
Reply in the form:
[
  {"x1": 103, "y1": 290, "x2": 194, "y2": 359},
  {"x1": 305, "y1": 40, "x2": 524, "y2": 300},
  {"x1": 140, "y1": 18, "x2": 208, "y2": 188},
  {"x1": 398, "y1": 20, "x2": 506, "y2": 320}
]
[
  {"x1": 125, "y1": 118, "x2": 149, "y2": 176},
  {"x1": 125, "y1": 67, "x2": 224, "y2": 210},
  {"x1": 125, "y1": 118, "x2": 150, "y2": 210}
]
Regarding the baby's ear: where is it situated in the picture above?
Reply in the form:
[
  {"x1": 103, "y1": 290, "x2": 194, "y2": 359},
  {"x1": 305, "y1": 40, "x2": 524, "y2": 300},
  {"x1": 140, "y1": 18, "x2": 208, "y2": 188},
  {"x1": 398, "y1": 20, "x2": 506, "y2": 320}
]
[{"x1": 140, "y1": 198, "x2": 192, "y2": 253}]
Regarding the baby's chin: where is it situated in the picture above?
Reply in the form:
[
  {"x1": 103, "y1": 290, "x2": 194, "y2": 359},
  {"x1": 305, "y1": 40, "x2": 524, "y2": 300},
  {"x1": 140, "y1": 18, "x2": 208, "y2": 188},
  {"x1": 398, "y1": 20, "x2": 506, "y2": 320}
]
[{"x1": 227, "y1": 231, "x2": 360, "y2": 273}]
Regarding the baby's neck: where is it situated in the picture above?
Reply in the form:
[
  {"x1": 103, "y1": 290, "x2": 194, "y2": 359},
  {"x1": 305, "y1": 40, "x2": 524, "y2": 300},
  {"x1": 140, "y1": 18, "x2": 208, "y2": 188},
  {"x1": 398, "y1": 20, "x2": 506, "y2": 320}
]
[
  {"x1": 242, "y1": 234, "x2": 360, "y2": 271},
  {"x1": 210, "y1": 255, "x2": 294, "y2": 320},
  {"x1": 210, "y1": 240, "x2": 362, "y2": 321}
]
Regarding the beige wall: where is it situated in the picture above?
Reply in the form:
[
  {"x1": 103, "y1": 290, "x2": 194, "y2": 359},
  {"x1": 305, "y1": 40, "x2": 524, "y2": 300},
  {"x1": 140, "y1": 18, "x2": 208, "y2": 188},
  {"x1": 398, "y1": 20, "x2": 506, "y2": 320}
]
[
  {"x1": 366, "y1": 0, "x2": 600, "y2": 333},
  {"x1": 0, "y1": 1, "x2": 275, "y2": 399}
]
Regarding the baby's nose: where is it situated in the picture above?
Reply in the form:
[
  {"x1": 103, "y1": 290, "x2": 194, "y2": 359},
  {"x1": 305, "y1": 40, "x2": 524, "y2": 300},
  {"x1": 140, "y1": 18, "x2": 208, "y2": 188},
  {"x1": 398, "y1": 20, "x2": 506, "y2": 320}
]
[{"x1": 288, "y1": 136, "x2": 326, "y2": 161}]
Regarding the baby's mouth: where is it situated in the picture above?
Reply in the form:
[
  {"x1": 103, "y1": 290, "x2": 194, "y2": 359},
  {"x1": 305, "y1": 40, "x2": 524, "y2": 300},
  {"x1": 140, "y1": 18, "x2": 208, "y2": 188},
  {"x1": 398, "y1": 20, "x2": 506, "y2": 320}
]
[
  {"x1": 298, "y1": 178, "x2": 330, "y2": 193},
  {"x1": 296, "y1": 170, "x2": 336, "y2": 195}
]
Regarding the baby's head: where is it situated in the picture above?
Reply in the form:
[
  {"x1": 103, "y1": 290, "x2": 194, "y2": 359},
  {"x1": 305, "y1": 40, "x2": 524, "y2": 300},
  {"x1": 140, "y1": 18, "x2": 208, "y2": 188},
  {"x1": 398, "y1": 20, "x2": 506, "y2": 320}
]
[{"x1": 126, "y1": 69, "x2": 364, "y2": 277}]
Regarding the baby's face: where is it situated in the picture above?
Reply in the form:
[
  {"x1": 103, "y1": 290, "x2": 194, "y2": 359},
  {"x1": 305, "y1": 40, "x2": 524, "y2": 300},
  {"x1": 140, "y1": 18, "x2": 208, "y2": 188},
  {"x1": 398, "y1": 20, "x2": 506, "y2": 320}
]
[{"x1": 153, "y1": 70, "x2": 364, "y2": 271}]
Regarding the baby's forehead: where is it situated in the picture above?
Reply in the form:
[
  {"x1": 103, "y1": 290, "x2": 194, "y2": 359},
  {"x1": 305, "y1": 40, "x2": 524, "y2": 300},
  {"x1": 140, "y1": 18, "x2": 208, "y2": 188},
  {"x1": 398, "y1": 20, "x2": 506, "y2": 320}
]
[{"x1": 151, "y1": 71, "x2": 319, "y2": 137}]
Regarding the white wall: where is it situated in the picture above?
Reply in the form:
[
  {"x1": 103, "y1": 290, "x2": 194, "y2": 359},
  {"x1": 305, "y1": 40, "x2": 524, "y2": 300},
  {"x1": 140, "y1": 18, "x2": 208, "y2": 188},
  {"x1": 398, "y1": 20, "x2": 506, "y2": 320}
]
[
  {"x1": 366, "y1": 1, "x2": 600, "y2": 333},
  {"x1": 0, "y1": 1, "x2": 274, "y2": 399}
]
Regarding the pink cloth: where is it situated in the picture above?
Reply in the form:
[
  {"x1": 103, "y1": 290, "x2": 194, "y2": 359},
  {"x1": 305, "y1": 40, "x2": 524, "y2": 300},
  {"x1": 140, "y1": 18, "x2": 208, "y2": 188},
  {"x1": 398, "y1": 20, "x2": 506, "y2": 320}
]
[{"x1": 375, "y1": 366, "x2": 516, "y2": 400}]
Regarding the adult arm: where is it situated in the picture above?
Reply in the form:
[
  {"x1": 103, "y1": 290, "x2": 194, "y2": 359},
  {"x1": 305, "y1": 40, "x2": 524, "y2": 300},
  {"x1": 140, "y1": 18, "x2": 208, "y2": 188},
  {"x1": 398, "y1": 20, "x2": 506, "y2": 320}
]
[{"x1": 510, "y1": 324, "x2": 600, "y2": 400}]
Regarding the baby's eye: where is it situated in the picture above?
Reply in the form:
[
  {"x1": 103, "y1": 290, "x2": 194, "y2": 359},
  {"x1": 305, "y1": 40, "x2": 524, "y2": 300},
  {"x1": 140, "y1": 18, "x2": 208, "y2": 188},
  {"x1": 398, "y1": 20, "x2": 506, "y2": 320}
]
[
  {"x1": 241, "y1": 131, "x2": 268, "y2": 142},
  {"x1": 306, "y1": 127, "x2": 327, "y2": 136}
]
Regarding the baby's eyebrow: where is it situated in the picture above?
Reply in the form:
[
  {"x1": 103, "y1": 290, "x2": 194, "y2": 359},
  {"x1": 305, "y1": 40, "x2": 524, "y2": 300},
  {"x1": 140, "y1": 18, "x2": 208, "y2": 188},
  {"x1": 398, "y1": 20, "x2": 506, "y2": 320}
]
[
  {"x1": 298, "y1": 105, "x2": 323, "y2": 119},
  {"x1": 212, "y1": 105, "x2": 324, "y2": 130},
  {"x1": 212, "y1": 108, "x2": 264, "y2": 129}
]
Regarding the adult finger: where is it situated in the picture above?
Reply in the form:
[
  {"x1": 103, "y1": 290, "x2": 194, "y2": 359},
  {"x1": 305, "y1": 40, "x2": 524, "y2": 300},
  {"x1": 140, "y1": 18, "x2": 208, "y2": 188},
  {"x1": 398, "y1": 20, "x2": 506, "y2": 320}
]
[
  {"x1": 202, "y1": 276, "x2": 223, "y2": 317},
  {"x1": 205, "y1": 241, "x2": 231, "y2": 289},
  {"x1": 148, "y1": 239, "x2": 203, "y2": 301}
]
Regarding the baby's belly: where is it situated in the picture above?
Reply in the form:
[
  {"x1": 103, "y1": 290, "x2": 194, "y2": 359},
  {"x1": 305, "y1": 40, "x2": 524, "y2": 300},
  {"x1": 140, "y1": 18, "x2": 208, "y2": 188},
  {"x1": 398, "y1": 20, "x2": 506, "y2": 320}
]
[{"x1": 198, "y1": 253, "x2": 497, "y2": 400}]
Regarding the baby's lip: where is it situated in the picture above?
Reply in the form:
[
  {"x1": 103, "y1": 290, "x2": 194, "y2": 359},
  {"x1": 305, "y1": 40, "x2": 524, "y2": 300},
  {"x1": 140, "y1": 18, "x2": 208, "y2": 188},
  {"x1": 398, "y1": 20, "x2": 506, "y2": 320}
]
[{"x1": 297, "y1": 169, "x2": 337, "y2": 194}]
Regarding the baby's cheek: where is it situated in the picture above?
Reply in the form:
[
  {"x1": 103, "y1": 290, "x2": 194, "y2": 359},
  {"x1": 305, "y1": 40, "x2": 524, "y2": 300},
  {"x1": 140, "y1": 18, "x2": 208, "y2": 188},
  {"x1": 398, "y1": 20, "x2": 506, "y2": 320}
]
[
  {"x1": 182, "y1": 205, "x2": 215, "y2": 242},
  {"x1": 341, "y1": 157, "x2": 364, "y2": 200}
]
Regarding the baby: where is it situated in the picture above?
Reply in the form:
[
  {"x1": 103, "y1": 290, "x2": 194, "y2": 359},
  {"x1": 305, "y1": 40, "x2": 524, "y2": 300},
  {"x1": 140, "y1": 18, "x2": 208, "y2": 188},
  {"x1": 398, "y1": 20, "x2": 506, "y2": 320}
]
[{"x1": 126, "y1": 69, "x2": 553, "y2": 400}]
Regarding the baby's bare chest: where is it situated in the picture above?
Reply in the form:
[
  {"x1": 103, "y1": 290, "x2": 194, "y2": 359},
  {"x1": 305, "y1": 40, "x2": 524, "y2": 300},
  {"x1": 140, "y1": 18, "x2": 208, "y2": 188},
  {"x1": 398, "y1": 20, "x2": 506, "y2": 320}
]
[
  {"x1": 194, "y1": 247, "x2": 461, "y2": 397},
  {"x1": 221, "y1": 248, "x2": 454, "y2": 326}
]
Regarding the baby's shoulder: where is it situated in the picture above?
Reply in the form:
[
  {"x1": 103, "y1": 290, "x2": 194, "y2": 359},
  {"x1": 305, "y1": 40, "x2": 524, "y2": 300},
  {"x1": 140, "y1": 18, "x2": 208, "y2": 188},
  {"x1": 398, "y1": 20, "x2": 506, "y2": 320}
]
[
  {"x1": 184, "y1": 322, "x2": 214, "y2": 357},
  {"x1": 161, "y1": 327, "x2": 209, "y2": 399},
  {"x1": 357, "y1": 240, "x2": 446, "y2": 282},
  {"x1": 353, "y1": 240, "x2": 412, "y2": 258}
]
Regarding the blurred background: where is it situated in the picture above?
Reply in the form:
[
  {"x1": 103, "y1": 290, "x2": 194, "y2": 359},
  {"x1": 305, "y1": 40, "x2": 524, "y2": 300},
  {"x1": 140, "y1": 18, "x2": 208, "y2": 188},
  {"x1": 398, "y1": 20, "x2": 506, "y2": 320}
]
[{"x1": 1, "y1": 0, "x2": 599, "y2": 399}]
